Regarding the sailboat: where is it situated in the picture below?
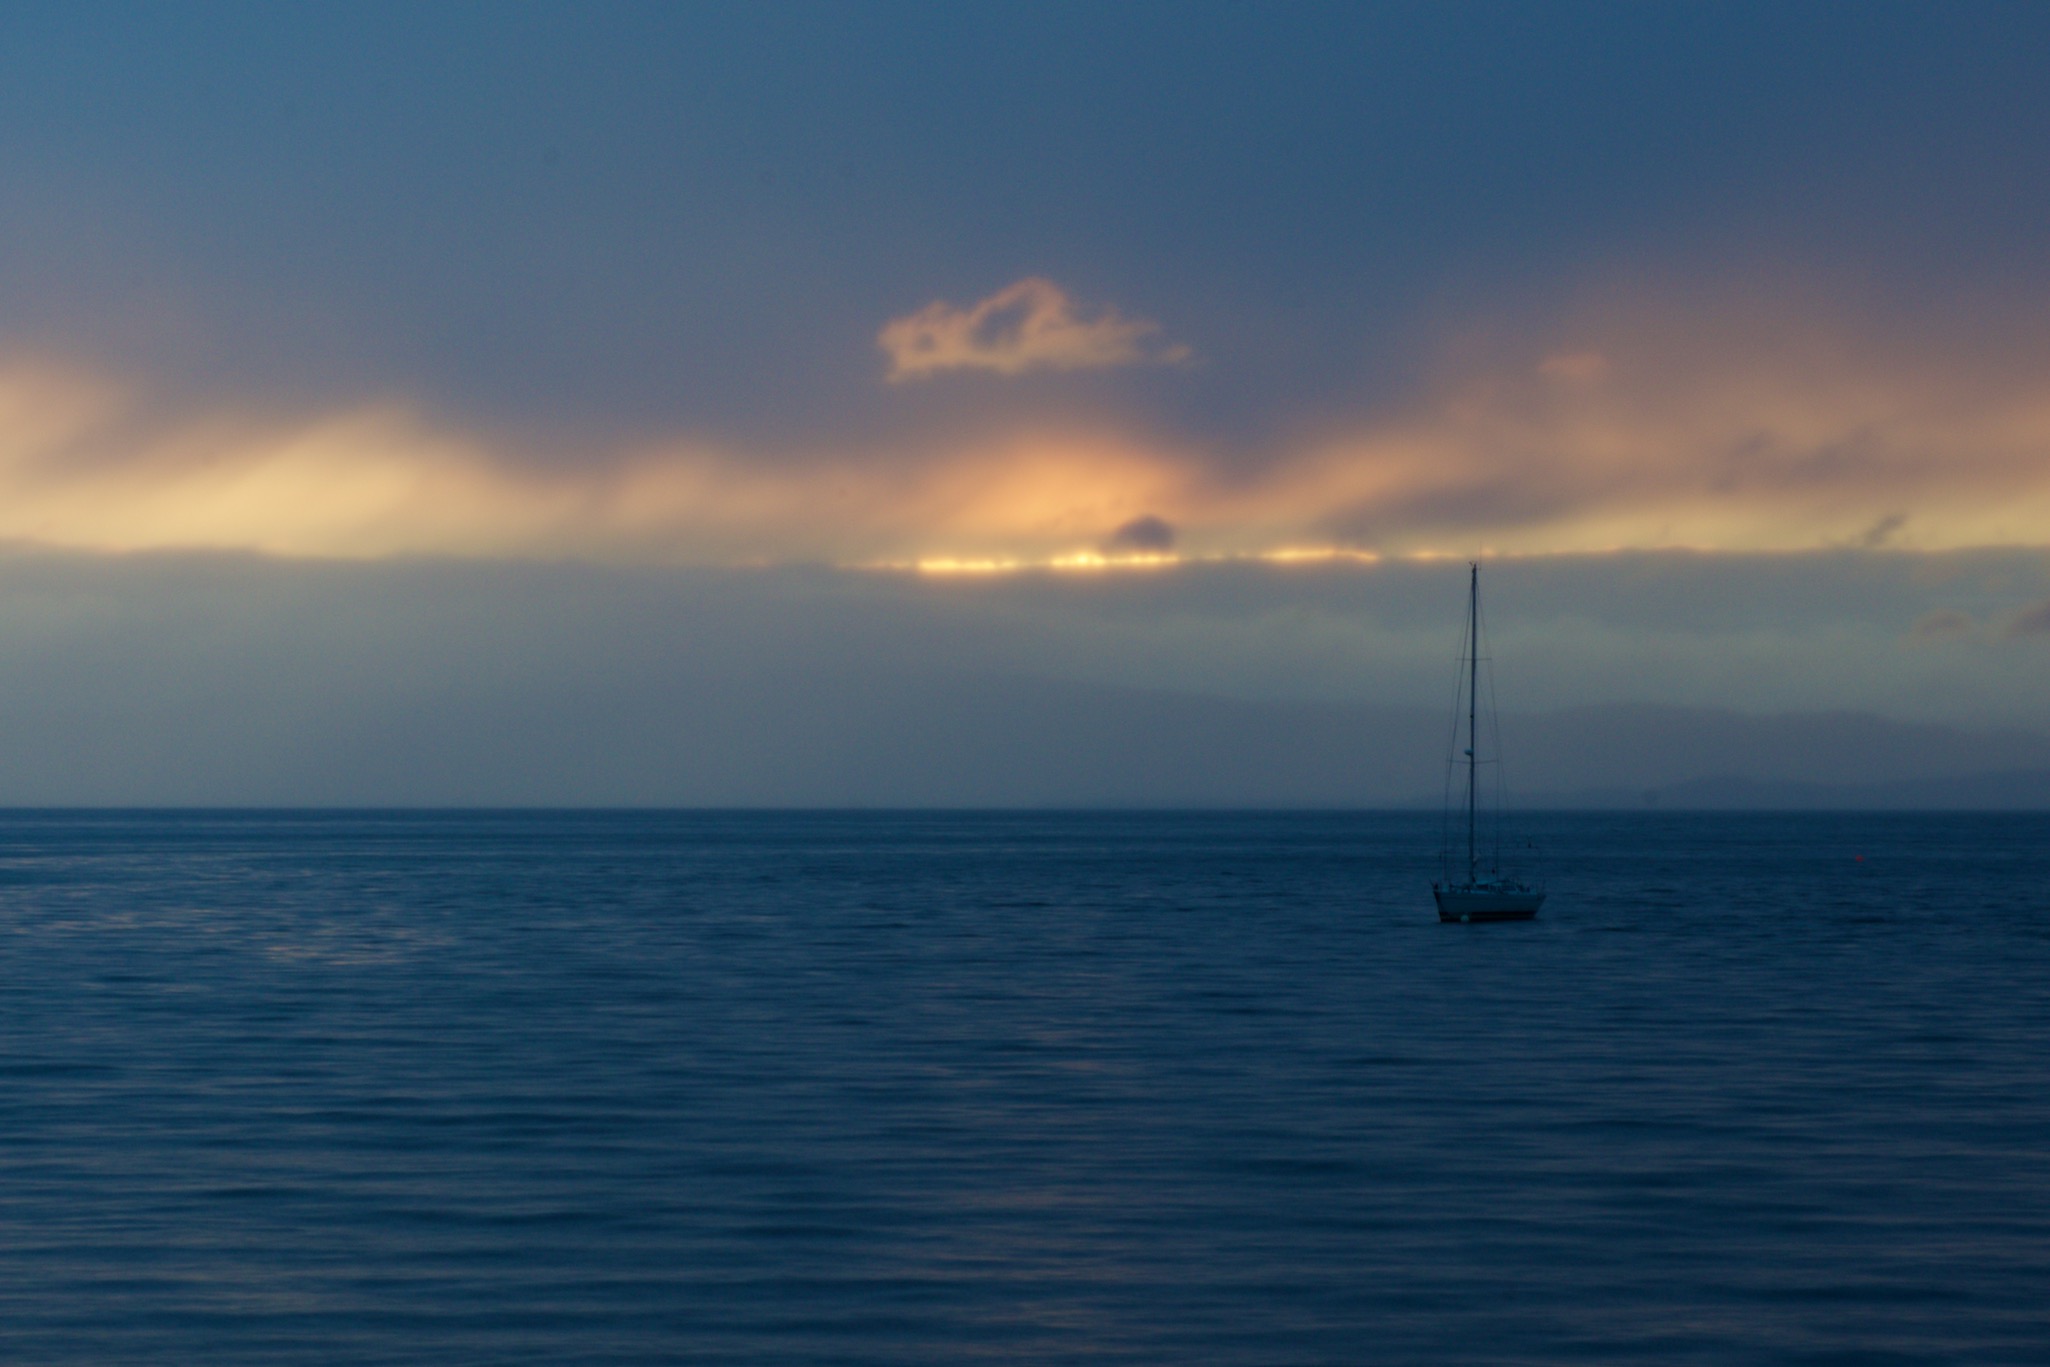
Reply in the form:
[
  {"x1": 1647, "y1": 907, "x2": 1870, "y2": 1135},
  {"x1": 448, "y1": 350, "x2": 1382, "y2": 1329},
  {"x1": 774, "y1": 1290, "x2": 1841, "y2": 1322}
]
[{"x1": 1432, "y1": 563, "x2": 1546, "y2": 923}]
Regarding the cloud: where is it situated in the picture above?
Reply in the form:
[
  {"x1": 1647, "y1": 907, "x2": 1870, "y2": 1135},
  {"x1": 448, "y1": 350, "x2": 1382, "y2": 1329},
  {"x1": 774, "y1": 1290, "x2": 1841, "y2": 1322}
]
[
  {"x1": 0, "y1": 357, "x2": 1197, "y2": 562},
  {"x1": 2003, "y1": 600, "x2": 2050, "y2": 639},
  {"x1": 1857, "y1": 514, "x2": 1908, "y2": 548},
  {"x1": 1537, "y1": 351, "x2": 1609, "y2": 384},
  {"x1": 10, "y1": 277, "x2": 2050, "y2": 569},
  {"x1": 877, "y1": 277, "x2": 1191, "y2": 380},
  {"x1": 1247, "y1": 281, "x2": 2050, "y2": 559},
  {"x1": 1104, "y1": 515, "x2": 1176, "y2": 552},
  {"x1": 1909, "y1": 609, "x2": 1974, "y2": 641}
]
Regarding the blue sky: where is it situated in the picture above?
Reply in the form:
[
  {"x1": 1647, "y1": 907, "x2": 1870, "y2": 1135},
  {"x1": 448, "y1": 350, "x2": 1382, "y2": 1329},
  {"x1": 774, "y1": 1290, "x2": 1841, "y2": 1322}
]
[
  {"x1": 7, "y1": 2, "x2": 2047, "y2": 436},
  {"x1": 0, "y1": 3, "x2": 2046, "y2": 800}
]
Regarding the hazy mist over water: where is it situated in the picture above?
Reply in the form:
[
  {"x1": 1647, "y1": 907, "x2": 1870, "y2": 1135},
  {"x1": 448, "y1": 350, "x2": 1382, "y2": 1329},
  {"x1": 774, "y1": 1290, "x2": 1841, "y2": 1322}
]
[
  {"x1": 2, "y1": 549, "x2": 2049, "y2": 806},
  {"x1": 1, "y1": 810, "x2": 2044, "y2": 1364}
]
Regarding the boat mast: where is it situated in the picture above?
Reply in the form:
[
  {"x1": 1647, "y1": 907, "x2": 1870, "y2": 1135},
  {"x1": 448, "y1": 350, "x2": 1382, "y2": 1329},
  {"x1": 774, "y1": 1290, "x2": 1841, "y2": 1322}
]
[{"x1": 1467, "y1": 561, "x2": 1478, "y2": 885}]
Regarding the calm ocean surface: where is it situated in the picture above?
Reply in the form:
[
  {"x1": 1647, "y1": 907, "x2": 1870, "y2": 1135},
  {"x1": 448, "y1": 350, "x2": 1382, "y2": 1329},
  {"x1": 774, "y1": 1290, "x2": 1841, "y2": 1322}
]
[{"x1": 0, "y1": 810, "x2": 2044, "y2": 1364}]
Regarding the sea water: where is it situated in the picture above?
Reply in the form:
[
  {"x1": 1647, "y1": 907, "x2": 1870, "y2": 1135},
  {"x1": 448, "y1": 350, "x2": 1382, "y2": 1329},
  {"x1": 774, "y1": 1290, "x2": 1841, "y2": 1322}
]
[{"x1": 0, "y1": 810, "x2": 2044, "y2": 1364}]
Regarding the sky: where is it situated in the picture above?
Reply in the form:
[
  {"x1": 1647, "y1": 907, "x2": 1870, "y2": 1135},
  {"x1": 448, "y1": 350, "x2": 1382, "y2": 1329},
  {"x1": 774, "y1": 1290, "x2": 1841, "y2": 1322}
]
[{"x1": 1, "y1": 2, "x2": 2048, "y2": 802}]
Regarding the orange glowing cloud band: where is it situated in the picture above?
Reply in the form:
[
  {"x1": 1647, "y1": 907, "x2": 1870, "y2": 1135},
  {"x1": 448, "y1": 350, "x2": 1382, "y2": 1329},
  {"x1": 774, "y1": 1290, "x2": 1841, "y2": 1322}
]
[{"x1": 2, "y1": 289, "x2": 2050, "y2": 568}]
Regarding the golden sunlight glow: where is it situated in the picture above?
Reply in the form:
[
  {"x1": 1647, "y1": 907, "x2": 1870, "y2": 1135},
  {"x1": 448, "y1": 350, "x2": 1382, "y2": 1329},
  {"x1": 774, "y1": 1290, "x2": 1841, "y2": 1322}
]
[{"x1": 889, "y1": 547, "x2": 1381, "y2": 576}]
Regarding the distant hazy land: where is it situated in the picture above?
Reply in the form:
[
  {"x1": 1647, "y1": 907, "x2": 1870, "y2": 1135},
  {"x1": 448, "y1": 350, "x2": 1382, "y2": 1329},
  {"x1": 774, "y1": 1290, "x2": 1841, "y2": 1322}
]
[{"x1": 3, "y1": 551, "x2": 2047, "y2": 808}]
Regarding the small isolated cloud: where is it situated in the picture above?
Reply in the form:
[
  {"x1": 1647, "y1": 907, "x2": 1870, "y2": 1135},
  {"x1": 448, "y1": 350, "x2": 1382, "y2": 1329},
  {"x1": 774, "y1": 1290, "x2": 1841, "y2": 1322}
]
[
  {"x1": 879, "y1": 277, "x2": 1191, "y2": 381},
  {"x1": 1104, "y1": 514, "x2": 1176, "y2": 553},
  {"x1": 1858, "y1": 513, "x2": 1908, "y2": 548},
  {"x1": 2002, "y1": 600, "x2": 2050, "y2": 639},
  {"x1": 1909, "y1": 610, "x2": 1974, "y2": 642}
]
